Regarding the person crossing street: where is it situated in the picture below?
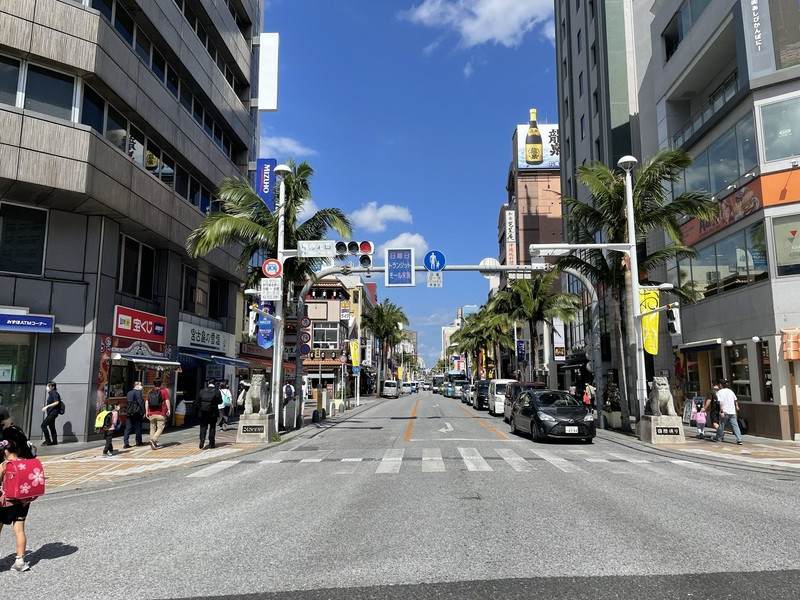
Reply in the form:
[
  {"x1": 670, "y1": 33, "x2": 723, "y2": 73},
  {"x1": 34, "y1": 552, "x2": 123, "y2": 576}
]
[{"x1": 197, "y1": 379, "x2": 222, "y2": 450}]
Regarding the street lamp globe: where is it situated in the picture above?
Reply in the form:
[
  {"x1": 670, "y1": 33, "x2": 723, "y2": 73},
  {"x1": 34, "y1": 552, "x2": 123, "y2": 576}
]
[
  {"x1": 617, "y1": 155, "x2": 638, "y2": 172},
  {"x1": 274, "y1": 163, "x2": 291, "y2": 176}
]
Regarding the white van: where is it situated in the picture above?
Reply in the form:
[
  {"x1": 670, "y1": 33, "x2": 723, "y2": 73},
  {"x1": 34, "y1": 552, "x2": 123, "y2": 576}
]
[
  {"x1": 382, "y1": 380, "x2": 400, "y2": 398},
  {"x1": 488, "y1": 379, "x2": 516, "y2": 416}
]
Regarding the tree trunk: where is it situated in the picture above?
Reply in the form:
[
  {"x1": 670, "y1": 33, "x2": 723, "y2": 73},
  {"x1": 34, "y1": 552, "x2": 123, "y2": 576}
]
[{"x1": 613, "y1": 293, "x2": 633, "y2": 432}]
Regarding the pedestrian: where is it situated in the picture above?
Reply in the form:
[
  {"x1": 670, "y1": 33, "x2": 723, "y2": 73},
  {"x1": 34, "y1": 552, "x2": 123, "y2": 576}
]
[
  {"x1": 145, "y1": 379, "x2": 171, "y2": 450},
  {"x1": 197, "y1": 379, "x2": 222, "y2": 449},
  {"x1": 283, "y1": 381, "x2": 295, "y2": 406},
  {"x1": 703, "y1": 389, "x2": 721, "y2": 434},
  {"x1": 218, "y1": 380, "x2": 232, "y2": 431},
  {"x1": 0, "y1": 432, "x2": 37, "y2": 572},
  {"x1": 40, "y1": 381, "x2": 61, "y2": 446},
  {"x1": 102, "y1": 404, "x2": 120, "y2": 456},
  {"x1": 694, "y1": 402, "x2": 707, "y2": 439},
  {"x1": 0, "y1": 393, "x2": 11, "y2": 434},
  {"x1": 709, "y1": 379, "x2": 743, "y2": 445},
  {"x1": 123, "y1": 381, "x2": 145, "y2": 448}
]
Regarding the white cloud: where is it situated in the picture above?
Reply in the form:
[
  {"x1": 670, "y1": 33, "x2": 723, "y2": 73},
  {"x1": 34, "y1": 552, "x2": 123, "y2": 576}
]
[
  {"x1": 349, "y1": 202, "x2": 413, "y2": 233},
  {"x1": 400, "y1": 0, "x2": 553, "y2": 49},
  {"x1": 297, "y1": 199, "x2": 320, "y2": 222},
  {"x1": 376, "y1": 232, "x2": 429, "y2": 258},
  {"x1": 463, "y1": 60, "x2": 474, "y2": 78},
  {"x1": 259, "y1": 136, "x2": 318, "y2": 159}
]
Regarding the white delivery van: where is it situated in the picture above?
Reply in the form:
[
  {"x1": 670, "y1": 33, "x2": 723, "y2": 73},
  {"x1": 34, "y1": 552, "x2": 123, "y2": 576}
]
[
  {"x1": 382, "y1": 380, "x2": 400, "y2": 398},
  {"x1": 488, "y1": 379, "x2": 517, "y2": 416}
]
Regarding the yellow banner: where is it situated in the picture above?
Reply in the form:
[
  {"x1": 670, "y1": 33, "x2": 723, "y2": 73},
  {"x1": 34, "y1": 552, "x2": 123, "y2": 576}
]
[
  {"x1": 350, "y1": 340, "x2": 360, "y2": 367},
  {"x1": 397, "y1": 366, "x2": 404, "y2": 380},
  {"x1": 640, "y1": 290, "x2": 660, "y2": 355}
]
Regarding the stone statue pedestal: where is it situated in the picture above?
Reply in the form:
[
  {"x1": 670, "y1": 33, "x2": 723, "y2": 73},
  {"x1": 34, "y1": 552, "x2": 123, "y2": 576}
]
[
  {"x1": 637, "y1": 415, "x2": 686, "y2": 444},
  {"x1": 236, "y1": 412, "x2": 276, "y2": 444}
]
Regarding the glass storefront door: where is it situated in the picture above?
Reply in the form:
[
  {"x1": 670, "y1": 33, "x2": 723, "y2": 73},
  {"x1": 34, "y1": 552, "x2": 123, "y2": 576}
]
[{"x1": 0, "y1": 333, "x2": 35, "y2": 434}]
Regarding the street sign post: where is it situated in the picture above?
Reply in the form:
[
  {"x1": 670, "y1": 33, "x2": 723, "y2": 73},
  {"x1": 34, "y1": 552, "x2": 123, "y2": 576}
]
[
  {"x1": 385, "y1": 248, "x2": 415, "y2": 287},
  {"x1": 427, "y1": 271, "x2": 442, "y2": 288},
  {"x1": 262, "y1": 258, "x2": 282, "y2": 278},
  {"x1": 260, "y1": 277, "x2": 282, "y2": 301},
  {"x1": 297, "y1": 240, "x2": 337, "y2": 258},
  {"x1": 423, "y1": 250, "x2": 446, "y2": 272}
]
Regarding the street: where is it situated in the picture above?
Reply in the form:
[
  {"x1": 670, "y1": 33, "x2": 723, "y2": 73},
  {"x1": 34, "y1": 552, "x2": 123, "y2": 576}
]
[{"x1": 3, "y1": 391, "x2": 800, "y2": 599}]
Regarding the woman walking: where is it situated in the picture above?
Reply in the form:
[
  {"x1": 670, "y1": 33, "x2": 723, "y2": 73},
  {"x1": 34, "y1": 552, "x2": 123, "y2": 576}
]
[{"x1": 218, "y1": 380, "x2": 232, "y2": 431}]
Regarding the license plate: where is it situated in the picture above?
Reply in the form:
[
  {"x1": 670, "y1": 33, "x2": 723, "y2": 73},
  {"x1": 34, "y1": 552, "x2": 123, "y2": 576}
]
[{"x1": 565, "y1": 426, "x2": 579, "y2": 434}]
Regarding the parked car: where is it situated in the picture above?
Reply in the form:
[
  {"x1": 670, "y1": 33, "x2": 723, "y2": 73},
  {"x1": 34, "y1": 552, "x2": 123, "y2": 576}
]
[
  {"x1": 509, "y1": 389, "x2": 595, "y2": 443},
  {"x1": 472, "y1": 380, "x2": 490, "y2": 409},
  {"x1": 382, "y1": 380, "x2": 400, "y2": 399},
  {"x1": 452, "y1": 379, "x2": 468, "y2": 398},
  {"x1": 410, "y1": 382, "x2": 418, "y2": 392},
  {"x1": 460, "y1": 384, "x2": 474, "y2": 404},
  {"x1": 488, "y1": 379, "x2": 516, "y2": 416},
  {"x1": 422, "y1": 382, "x2": 431, "y2": 391},
  {"x1": 443, "y1": 382, "x2": 454, "y2": 397},
  {"x1": 401, "y1": 381, "x2": 413, "y2": 395},
  {"x1": 503, "y1": 382, "x2": 547, "y2": 423}
]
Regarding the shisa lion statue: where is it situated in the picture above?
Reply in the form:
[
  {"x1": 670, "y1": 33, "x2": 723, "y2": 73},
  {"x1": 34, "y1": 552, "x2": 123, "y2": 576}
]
[
  {"x1": 238, "y1": 374, "x2": 271, "y2": 415},
  {"x1": 648, "y1": 376, "x2": 678, "y2": 417}
]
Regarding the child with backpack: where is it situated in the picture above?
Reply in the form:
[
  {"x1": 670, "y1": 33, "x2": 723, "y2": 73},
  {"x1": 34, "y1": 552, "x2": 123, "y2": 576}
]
[
  {"x1": 694, "y1": 402, "x2": 707, "y2": 439},
  {"x1": 98, "y1": 404, "x2": 120, "y2": 456},
  {"x1": 1, "y1": 432, "x2": 42, "y2": 572}
]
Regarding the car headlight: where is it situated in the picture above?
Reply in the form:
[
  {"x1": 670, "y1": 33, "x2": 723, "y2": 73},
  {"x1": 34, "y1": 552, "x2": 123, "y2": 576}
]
[
  {"x1": 537, "y1": 411, "x2": 556, "y2": 422},
  {"x1": 584, "y1": 413, "x2": 594, "y2": 422}
]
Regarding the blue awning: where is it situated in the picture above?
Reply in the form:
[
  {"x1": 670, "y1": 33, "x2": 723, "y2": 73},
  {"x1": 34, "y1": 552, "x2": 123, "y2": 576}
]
[
  {"x1": 212, "y1": 356, "x2": 250, "y2": 368},
  {"x1": 678, "y1": 338, "x2": 722, "y2": 353},
  {"x1": 178, "y1": 350, "x2": 249, "y2": 369}
]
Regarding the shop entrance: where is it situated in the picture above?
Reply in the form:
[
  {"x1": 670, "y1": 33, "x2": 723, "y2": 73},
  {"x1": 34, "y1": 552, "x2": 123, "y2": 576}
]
[{"x1": 0, "y1": 332, "x2": 35, "y2": 435}]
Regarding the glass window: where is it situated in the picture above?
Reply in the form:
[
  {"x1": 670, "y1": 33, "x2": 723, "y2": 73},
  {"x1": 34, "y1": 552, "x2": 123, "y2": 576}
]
[
  {"x1": 120, "y1": 236, "x2": 139, "y2": 294},
  {"x1": 225, "y1": 68, "x2": 235, "y2": 89},
  {"x1": 81, "y1": 84, "x2": 105, "y2": 133},
  {"x1": 24, "y1": 65, "x2": 74, "y2": 120},
  {"x1": 208, "y1": 277, "x2": 221, "y2": 319},
  {"x1": 129, "y1": 125, "x2": 145, "y2": 165},
  {"x1": 183, "y1": 5, "x2": 197, "y2": 31},
  {"x1": 759, "y1": 341, "x2": 773, "y2": 402},
  {"x1": 0, "y1": 55, "x2": 20, "y2": 106},
  {"x1": 145, "y1": 141, "x2": 161, "y2": 177},
  {"x1": 0, "y1": 203, "x2": 47, "y2": 275},
  {"x1": 189, "y1": 177, "x2": 201, "y2": 207},
  {"x1": 312, "y1": 322, "x2": 339, "y2": 349},
  {"x1": 690, "y1": 244, "x2": 718, "y2": 298},
  {"x1": 683, "y1": 151, "x2": 709, "y2": 193},
  {"x1": 216, "y1": 54, "x2": 225, "y2": 73},
  {"x1": 139, "y1": 245, "x2": 155, "y2": 299},
  {"x1": 175, "y1": 164, "x2": 189, "y2": 198},
  {"x1": 91, "y1": 0, "x2": 112, "y2": 21},
  {"x1": 761, "y1": 96, "x2": 800, "y2": 162},
  {"x1": 773, "y1": 214, "x2": 800, "y2": 276},
  {"x1": 166, "y1": 65, "x2": 179, "y2": 97},
  {"x1": 203, "y1": 111, "x2": 213, "y2": 136},
  {"x1": 106, "y1": 106, "x2": 127, "y2": 151},
  {"x1": 746, "y1": 221, "x2": 768, "y2": 282},
  {"x1": 135, "y1": 31, "x2": 151, "y2": 65},
  {"x1": 736, "y1": 113, "x2": 757, "y2": 175},
  {"x1": 577, "y1": 29, "x2": 582, "y2": 54},
  {"x1": 715, "y1": 230, "x2": 748, "y2": 292},
  {"x1": 113, "y1": 4, "x2": 135, "y2": 46},
  {"x1": 179, "y1": 83, "x2": 192, "y2": 112},
  {"x1": 197, "y1": 25, "x2": 208, "y2": 48},
  {"x1": 212, "y1": 122, "x2": 223, "y2": 148},
  {"x1": 580, "y1": 115, "x2": 585, "y2": 139},
  {"x1": 200, "y1": 186, "x2": 211, "y2": 214},
  {"x1": 726, "y1": 343, "x2": 750, "y2": 402},
  {"x1": 578, "y1": 72, "x2": 584, "y2": 97},
  {"x1": 181, "y1": 265, "x2": 198, "y2": 313},
  {"x1": 708, "y1": 128, "x2": 738, "y2": 193},
  {"x1": 151, "y1": 49, "x2": 166, "y2": 83},
  {"x1": 192, "y1": 97, "x2": 203, "y2": 125},
  {"x1": 160, "y1": 153, "x2": 175, "y2": 189}
]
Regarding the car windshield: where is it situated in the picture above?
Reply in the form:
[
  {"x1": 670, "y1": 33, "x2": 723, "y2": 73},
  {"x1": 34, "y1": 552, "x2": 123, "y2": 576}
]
[
  {"x1": 385, "y1": 382, "x2": 396, "y2": 388},
  {"x1": 535, "y1": 392, "x2": 581, "y2": 407},
  {"x1": 495, "y1": 383, "x2": 509, "y2": 393}
]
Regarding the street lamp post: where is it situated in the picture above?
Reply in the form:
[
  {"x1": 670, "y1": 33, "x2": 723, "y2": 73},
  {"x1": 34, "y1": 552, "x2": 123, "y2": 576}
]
[{"x1": 618, "y1": 155, "x2": 647, "y2": 423}]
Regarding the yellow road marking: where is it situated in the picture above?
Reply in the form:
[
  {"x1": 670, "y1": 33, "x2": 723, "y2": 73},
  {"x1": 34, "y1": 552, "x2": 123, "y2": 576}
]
[
  {"x1": 456, "y1": 403, "x2": 509, "y2": 440},
  {"x1": 404, "y1": 399, "x2": 420, "y2": 442}
]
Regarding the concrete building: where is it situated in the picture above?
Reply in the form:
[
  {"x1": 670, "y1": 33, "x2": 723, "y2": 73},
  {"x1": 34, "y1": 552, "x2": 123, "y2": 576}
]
[
  {"x1": 0, "y1": 0, "x2": 260, "y2": 441},
  {"x1": 640, "y1": 0, "x2": 800, "y2": 439}
]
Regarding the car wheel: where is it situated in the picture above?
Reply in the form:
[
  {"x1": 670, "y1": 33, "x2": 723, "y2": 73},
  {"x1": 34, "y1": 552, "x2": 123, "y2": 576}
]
[
  {"x1": 582, "y1": 437, "x2": 594, "y2": 444},
  {"x1": 531, "y1": 423, "x2": 542, "y2": 442}
]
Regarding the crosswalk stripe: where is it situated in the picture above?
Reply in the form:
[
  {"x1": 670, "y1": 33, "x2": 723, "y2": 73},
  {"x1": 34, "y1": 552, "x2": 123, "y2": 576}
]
[
  {"x1": 300, "y1": 458, "x2": 323, "y2": 463},
  {"x1": 421, "y1": 448, "x2": 446, "y2": 473},
  {"x1": 530, "y1": 449, "x2": 584, "y2": 473},
  {"x1": 187, "y1": 460, "x2": 240, "y2": 478},
  {"x1": 458, "y1": 447, "x2": 493, "y2": 472},
  {"x1": 341, "y1": 458, "x2": 363, "y2": 462},
  {"x1": 376, "y1": 448, "x2": 405, "y2": 474},
  {"x1": 259, "y1": 459, "x2": 282, "y2": 464},
  {"x1": 586, "y1": 458, "x2": 609, "y2": 463},
  {"x1": 605, "y1": 452, "x2": 651, "y2": 464},
  {"x1": 496, "y1": 448, "x2": 533, "y2": 472},
  {"x1": 670, "y1": 459, "x2": 732, "y2": 476}
]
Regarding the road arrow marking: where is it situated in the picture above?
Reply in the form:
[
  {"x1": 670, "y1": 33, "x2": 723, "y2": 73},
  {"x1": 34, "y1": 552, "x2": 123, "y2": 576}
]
[{"x1": 438, "y1": 422, "x2": 454, "y2": 433}]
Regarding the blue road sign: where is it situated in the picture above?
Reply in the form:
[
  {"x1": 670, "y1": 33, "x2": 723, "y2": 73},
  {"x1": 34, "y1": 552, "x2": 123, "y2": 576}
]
[
  {"x1": 423, "y1": 250, "x2": 445, "y2": 272},
  {"x1": 385, "y1": 248, "x2": 416, "y2": 287},
  {"x1": 352, "y1": 366, "x2": 361, "y2": 375}
]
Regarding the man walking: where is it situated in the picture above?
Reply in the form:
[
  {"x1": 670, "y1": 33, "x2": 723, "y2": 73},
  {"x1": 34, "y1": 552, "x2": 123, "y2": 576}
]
[
  {"x1": 197, "y1": 379, "x2": 222, "y2": 449},
  {"x1": 145, "y1": 379, "x2": 171, "y2": 450},
  {"x1": 123, "y1": 381, "x2": 145, "y2": 448},
  {"x1": 41, "y1": 381, "x2": 61, "y2": 446},
  {"x1": 710, "y1": 379, "x2": 743, "y2": 445}
]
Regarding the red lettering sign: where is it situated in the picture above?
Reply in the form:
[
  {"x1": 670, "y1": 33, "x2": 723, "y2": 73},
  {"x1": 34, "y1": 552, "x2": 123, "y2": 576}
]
[{"x1": 113, "y1": 305, "x2": 167, "y2": 343}]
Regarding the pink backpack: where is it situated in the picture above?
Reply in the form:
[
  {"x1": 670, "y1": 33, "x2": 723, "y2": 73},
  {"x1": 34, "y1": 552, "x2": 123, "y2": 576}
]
[{"x1": 1, "y1": 458, "x2": 46, "y2": 506}]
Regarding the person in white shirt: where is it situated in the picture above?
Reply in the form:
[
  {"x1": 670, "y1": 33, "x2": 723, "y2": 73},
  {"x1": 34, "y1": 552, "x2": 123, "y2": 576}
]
[{"x1": 710, "y1": 379, "x2": 743, "y2": 445}]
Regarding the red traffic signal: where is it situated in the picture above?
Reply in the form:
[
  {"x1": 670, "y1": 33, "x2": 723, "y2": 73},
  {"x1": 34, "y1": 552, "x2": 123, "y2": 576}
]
[{"x1": 335, "y1": 240, "x2": 374, "y2": 268}]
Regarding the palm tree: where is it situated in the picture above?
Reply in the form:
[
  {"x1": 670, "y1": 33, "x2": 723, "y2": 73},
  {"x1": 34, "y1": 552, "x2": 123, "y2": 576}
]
[
  {"x1": 186, "y1": 160, "x2": 352, "y2": 289},
  {"x1": 487, "y1": 272, "x2": 581, "y2": 380},
  {"x1": 362, "y1": 299, "x2": 409, "y2": 391},
  {"x1": 558, "y1": 148, "x2": 718, "y2": 428},
  {"x1": 450, "y1": 312, "x2": 486, "y2": 380},
  {"x1": 468, "y1": 303, "x2": 513, "y2": 379}
]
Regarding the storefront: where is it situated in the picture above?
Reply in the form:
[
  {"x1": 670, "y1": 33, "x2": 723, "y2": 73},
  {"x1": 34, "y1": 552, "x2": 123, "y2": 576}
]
[{"x1": 0, "y1": 310, "x2": 54, "y2": 435}]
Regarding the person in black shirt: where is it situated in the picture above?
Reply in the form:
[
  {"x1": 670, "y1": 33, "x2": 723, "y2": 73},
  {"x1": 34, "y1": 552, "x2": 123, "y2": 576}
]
[
  {"x1": 41, "y1": 382, "x2": 61, "y2": 446},
  {"x1": 123, "y1": 381, "x2": 146, "y2": 448}
]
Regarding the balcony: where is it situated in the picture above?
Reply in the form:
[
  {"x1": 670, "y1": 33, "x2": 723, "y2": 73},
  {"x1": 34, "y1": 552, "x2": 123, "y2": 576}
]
[{"x1": 672, "y1": 73, "x2": 741, "y2": 148}]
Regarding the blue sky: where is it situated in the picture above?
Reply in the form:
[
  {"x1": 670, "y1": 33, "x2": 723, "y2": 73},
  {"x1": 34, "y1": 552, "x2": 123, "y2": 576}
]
[{"x1": 261, "y1": 0, "x2": 558, "y2": 368}]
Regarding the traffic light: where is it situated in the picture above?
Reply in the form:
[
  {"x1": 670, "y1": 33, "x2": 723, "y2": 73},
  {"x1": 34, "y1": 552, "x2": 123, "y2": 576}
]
[
  {"x1": 336, "y1": 240, "x2": 374, "y2": 268},
  {"x1": 666, "y1": 304, "x2": 681, "y2": 335},
  {"x1": 248, "y1": 306, "x2": 259, "y2": 337}
]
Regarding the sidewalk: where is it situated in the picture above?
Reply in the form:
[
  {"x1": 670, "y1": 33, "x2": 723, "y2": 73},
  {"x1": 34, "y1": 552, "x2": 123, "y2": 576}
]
[{"x1": 37, "y1": 396, "x2": 384, "y2": 493}]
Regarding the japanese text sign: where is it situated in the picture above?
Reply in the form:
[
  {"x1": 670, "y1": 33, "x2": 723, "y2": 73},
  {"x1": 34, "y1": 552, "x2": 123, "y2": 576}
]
[
  {"x1": 113, "y1": 306, "x2": 166, "y2": 343},
  {"x1": 256, "y1": 158, "x2": 278, "y2": 211},
  {"x1": 385, "y1": 248, "x2": 416, "y2": 287}
]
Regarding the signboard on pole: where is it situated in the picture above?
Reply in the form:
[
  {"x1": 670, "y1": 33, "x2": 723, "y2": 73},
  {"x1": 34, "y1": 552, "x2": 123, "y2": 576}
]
[
  {"x1": 260, "y1": 277, "x2": 282, "y2": 301},
  {"x1": 427, "y1": 271, "x2": 442, "y2": 288},
  {"x1": 385, "y1": 248, "x2": 415, "y2": 287},
  {"x1": 255, "y1": 158, "x2": 277, "y2": 210},
  {"x1": 298, "y1": 240, "x2": 337, "y2": 258},
  {"x1": 257, "y1": 300, "x2": 274, "y2": 349}
]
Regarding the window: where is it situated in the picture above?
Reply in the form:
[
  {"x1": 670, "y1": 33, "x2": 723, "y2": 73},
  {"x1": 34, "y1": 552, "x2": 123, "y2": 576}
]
[
  {"x1": 113, "y1": 4, "x2": 135, "y2": 45},
  {"x1": 312, "y1": 322, "x2": 339, "y2": 349},
  {"x1": 746, "y1": 222, "x2": 768, "y2": 282},
  {"x1": 179, "y1": 83, "x2": 192, "y2": 112},
  {"x1": 683, "y1": 151, "x2": 709, "y2": 193},
  {"x1": 580, "y1": 115, "x2": 585, "y2": 139},
  {"x1": 736, "y1": 113, "x2": 757, "y2": 175},
  {"x1": 203, "y1": 111, "x2": 213, "y2": 136},
  {"x1": 725, "y1": 343, "x2": 750, "y2": 402},
  {"x1": 24, "y1": 65, "x2": 74, "y2": 120},
  {"x1": 135, "y1": 31, "x2": 151, "y2": 65},
  {"x1": 145, "y1": 141, "x2": 161, "y2": 177},
  {"x1": 105, "y1": 106, "x2": 127, "y2": 152},
  {"x1": 151, "y1": 49, "x2": 166, "y2": 83},
  {"x1": 577, "y1": 29, "x2": 582, "y2": 54},
  {"x1": 91, "y1": 0, "x2": 112, "y2": 21},
  {"x1": 81, "y1": 85, "x2": 105, "y2": 133},
  {"x1": 189, "y1": 178, "x2": 201, "y2": 207},
  {"x1": 707, "y1": 128, "x2": 738, "y2": 194},
  {"x1": 128, "y1": 125, "x2": 145, "y2": 165},
  {"x1": 160, "y1": 153, "x2": 175, "y2": 189},
  {"x1": 690, "y1": 244, "x2": 718, "y2": 298},
  {"x1": 166, "y1": 65, "x2": 180, "y2": 98},
  {"x1": 181, "y1": 265, "x2": 198, "y2": 312},
  {"x1": 714, "y1": 229, "x2": 748, "y2": 292},
  {"x1": 118, "y1": 235, "x2": 155, "y2": 298},
  {"x1": 773, "y1": 215, "x2": 800, "y2": 276},
  {"x1": 0, "y1": 203, "x2": 47, "y2": 276},
  {"x1": 200, "y1": 186, "x2": 211, "y2": 214},
  {"x1": 590, "y1": 44, "x2": 596, "y2": 68},
  {"x1": 578, "y1": 72, "x2": 584, "y2": 97},
  {"x1": 761, "y1": 95, "x2": 800, "y2": 162},
  {"x1": 208, "y1": 277, "x2": 227, "y2": 320},
  {"x1": 0, "y1": 55, "x2": 20, "y2": 106},
  {"x1": 175, "y1": 164, "x2": 190, "y2": 199},
  {"x1": 192, "y1": 97, "x2": 203, "y2": 125},
  {"x1": 592, "y1": 90, "x2": 598, "y2": 115}
]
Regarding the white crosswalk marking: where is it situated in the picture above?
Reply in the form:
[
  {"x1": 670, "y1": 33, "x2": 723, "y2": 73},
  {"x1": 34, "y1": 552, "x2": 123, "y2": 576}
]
[
  {"x1": 458, "y1": 447, "x2": 493, "y2": 472},
  {"x1": 605, "y1": 452, "x2": 650, "y2": 464},
  {"x1": 300, "y1": 458, "x2": 323, "y2": 463},
  {"x1": 341, "y1": 458, "x2": 363, "y2": 462},
  {"x1": 530, "y1": 449, "x2": 585, "y2": 473},
  {"x1": 186, "y1": 460, "x2": 240, "y2": 478},
  {"x1": 670, "y1": 459, "x2": 732, "y2": 476},
  {"x1": 259, "y1": 459, "x2": 282, "y2": 464},
  {"x1": 421, "y1": 448, "x2": 445, "y2": 473},
  {"x1": 495, "y1": 448, "x2": 533, "y2": 472},
  {"x1": 586, "y1": 458, "x2": 609, "y2": 463},
  {"x1": 376, "y1": 448, "x2": 405, "y2": 474}
]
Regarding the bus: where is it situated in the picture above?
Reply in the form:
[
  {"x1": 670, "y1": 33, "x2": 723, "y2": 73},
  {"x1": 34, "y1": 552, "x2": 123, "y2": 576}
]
[{"x1": 432, "y1": 375, "x2": 444, "y2": 394}]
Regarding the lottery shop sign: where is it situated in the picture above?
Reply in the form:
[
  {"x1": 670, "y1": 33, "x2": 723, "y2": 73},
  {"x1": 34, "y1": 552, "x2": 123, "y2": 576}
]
[{"x1": 113, "y1": 306, "x2": 167, "y2": 343}]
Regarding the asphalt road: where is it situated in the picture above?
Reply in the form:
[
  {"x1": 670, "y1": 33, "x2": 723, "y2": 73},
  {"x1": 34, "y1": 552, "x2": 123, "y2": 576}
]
[{"x1": 3, "y1": 391, "x2": 799, "y2": 599}]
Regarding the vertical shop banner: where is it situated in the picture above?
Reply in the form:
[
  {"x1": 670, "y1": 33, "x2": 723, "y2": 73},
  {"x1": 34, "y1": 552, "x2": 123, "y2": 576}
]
[
  {"x1": 350, "y1": 340, "x2": 360, "y2": 367},
  {"x1": 640, "y1": 290, "x2": 660, "y2": 355},
  {"x1": 256, "y1": 158, "x2": 278, "y2": 211},
  {"x1": 258, "y1": 300, "x2": 275, "y2": 349},
  {"x1": 505, "y1": 210, "x2": 517, "y2": 266},
  {"x1": 516, "y1": 340, "x2": 526, "y2": 363}
]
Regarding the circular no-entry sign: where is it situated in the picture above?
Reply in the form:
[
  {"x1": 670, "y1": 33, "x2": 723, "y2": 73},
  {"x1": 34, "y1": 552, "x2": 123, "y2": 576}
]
[
  {"x1": 299, "y1": 331, "x2": 311, "y2": 344},
  {"x1": 299, "y1": 316, "x2": 312, "y2": 328},
  {"x1": 262, "y1": 259, "x2": 282, "y2": 278}
]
